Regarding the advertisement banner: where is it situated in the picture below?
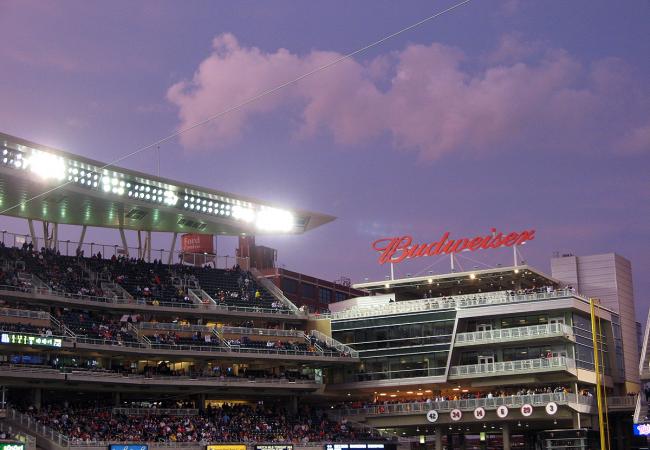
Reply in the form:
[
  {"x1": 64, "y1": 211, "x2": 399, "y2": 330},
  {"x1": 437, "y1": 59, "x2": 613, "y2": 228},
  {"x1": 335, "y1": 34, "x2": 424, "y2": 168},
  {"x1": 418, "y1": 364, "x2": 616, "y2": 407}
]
[
  {"x1": 181, "y1": 234, "x2": 215, "y2": 266},
  {"x1": 206, "y1": 446, "x2": 246, "y2": 450}
]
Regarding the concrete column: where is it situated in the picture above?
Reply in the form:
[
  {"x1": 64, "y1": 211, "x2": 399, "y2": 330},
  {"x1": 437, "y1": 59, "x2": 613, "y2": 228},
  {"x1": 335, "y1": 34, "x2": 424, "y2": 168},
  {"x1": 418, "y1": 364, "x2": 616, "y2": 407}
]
[
  {"x1": 615, "y1": 418, "x2": 624, "y2": 450},
  {"x1": 288, "y1": 396, "x2": 298, "y2": 415},
  {"x1": 502, "y1": 423, "x2": 511, "y2": 450},
  {"x1": 434, "y1": 428, "x2": 442, "y2": 450},
  {"x1": 33, "y1": 388, "x2": 42, "y2": 410},
  {"x1": 197, "y1": 393, "x2": 206, "y2": 412},
  {"x1": 113, "y1": 392, "x2": 121, "y2": 406}
]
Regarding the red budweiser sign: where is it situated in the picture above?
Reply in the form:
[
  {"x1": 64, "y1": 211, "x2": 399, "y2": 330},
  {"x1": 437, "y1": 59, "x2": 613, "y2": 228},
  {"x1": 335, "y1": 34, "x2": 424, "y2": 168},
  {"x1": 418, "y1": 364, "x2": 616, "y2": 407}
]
[{"x1": 372, "y1": 228, "x2": 536, "y2": 264}]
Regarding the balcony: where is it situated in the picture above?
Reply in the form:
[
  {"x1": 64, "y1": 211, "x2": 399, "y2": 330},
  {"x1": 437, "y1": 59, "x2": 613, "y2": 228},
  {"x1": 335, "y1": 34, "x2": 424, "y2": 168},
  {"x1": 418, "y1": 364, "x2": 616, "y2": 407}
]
[
  {"x1": 335, "y1": 392, "x2": 594, "y2": 418},
  {"x1": 454, "y1": 323, "x2": 574, "y2": 347},
  {"x1": 448, "y1": 356, "x2": 576, "y2": 379}
]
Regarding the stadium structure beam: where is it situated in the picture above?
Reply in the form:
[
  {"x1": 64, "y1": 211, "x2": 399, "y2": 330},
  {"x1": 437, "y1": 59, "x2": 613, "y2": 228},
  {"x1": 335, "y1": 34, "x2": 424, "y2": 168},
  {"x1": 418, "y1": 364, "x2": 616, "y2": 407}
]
[
  {"x1": 147, "y1": 230, "x2": 151, "y2": 262},
  {"x1": 77, "y1": 224, "x2": 87, "y2": 254},
  {"x1": 27, "y1": 219, "x2": 36, "y2": 248},
  {"x1": 168, "y1": 232, "x2": 177, "y2": 265},
  {"x1": 119, "y1": 227, "x2": 129, "y2": 257}
]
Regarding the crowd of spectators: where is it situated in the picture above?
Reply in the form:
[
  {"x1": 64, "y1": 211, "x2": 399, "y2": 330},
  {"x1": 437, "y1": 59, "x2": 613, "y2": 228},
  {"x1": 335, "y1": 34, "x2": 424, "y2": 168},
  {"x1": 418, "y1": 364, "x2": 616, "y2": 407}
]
[
  {"x1": 56, "y1": 309, "x2": 138, "y2": 344},
  {"x1": 23, "y1": 403, "x2": 373, "y2": 443},
  {"x1": 0, "y1": 242, "x2": 286, "y2": 311}
]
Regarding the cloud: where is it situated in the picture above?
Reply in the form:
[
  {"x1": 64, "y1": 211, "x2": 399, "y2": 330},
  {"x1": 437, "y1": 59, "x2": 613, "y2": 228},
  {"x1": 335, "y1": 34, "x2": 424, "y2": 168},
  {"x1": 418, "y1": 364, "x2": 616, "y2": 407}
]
[
  {"x1": 167, "y1": 33, "x2": 649, "y2": 160},
  {"x1": 617, "y1": 121, "x2": 650, "y2": 154}
]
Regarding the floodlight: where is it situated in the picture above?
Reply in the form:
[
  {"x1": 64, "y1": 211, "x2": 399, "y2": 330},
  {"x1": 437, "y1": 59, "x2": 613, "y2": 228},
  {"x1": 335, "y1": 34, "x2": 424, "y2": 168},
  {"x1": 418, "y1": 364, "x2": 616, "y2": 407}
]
[
  {"x1": 255, "y1": 207, "x2": 294, "y2": 232},
  {"x1": 232, "y1": 205, "x2": 255, "y2": 223},
  {"x1": 25, "y1": 151, "x2": 66, "y2": 180}
]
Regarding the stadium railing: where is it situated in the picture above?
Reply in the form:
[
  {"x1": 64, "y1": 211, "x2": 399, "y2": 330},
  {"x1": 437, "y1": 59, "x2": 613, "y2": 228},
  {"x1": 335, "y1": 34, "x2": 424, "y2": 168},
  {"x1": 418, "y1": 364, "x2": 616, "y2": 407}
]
[
  {"x1": 111, "y1": 407, "x2": 198, "y2": 416},
  {"x1": 0, "y1": 284, "x2": 301, "y2": 316},
  {"x1": 334, "y1": 392, "x2": 595, "y2": 417}
]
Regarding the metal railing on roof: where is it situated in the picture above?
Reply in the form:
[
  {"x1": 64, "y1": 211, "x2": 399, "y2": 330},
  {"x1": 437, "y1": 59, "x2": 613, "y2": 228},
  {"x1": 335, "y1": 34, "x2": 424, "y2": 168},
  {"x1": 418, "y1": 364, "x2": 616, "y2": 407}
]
[{"x1": 328, "y1": 288, "x2": 582, "y2": 320}]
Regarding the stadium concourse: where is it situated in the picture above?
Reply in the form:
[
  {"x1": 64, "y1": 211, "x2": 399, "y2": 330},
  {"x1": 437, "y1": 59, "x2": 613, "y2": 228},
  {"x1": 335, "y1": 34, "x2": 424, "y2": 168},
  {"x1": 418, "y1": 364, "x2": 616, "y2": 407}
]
[{"x1": 0, "y1": 133, "x2": 645, "y2": 450}]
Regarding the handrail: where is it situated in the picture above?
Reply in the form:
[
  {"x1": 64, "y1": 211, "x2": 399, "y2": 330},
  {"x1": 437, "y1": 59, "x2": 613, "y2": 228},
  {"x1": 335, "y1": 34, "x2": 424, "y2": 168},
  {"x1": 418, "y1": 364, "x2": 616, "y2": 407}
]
[
  {"x1": 454, "y1": 323, "x2": 573, "y2": 345},
  {"x1": 49, "y1": 314, "x2": 76, "y2": 338},
  {"x1": 328, "y1": 288, "x2": 582, "y2": 320},
  {"x1": 449, "y1": 356, "x2": 574, "y2": 377},
  {"x1": 128, "y1": 322, "x2": 151, "y2": 346},
  {"x1": 309, "y1": 329, "x2": 359, "y2": 358},
  {"x1": 6, "y1": 407, "x2": 71, "y2": 447}
]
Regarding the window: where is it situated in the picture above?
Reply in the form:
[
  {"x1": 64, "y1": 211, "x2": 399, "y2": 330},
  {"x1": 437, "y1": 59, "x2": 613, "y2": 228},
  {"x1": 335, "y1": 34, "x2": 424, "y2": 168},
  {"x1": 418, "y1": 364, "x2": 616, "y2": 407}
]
[
  {"x1": 319, "y1": 288, "x2": 332, "y2": 304},
  {"x1": 335, "y1": 291, "x2": 347, "y2": 302},
  {"x1": 281, "y1": 278, "x2": 298, "y2": 294},
  {"x1": 301, "y1": 283, "x2": 315, "y2": 299}
]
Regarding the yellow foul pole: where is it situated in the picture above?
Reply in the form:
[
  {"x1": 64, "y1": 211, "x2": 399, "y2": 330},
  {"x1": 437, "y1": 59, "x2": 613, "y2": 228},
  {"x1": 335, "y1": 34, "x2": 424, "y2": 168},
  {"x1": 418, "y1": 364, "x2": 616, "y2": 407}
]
[{"x1": 590, "y1": 298, "x2": 607, "y2": 450}]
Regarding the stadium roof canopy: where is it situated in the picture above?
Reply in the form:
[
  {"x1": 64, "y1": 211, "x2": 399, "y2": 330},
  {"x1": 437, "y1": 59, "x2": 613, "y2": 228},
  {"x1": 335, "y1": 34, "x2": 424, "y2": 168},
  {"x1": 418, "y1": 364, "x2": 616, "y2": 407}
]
[
  {"x1": 0, "y1": 133, "x2": 334, "y2": 235},
  {"x1": 353, "y1": 265, "x2": 561, "y2": 299}
]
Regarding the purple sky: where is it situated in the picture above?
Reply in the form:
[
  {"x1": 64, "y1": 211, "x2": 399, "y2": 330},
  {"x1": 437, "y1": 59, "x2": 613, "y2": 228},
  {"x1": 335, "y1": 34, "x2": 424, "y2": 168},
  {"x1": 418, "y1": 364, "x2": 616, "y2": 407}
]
[{"x1": 1, "y1": 1, "x2": 649, "y2": 317}]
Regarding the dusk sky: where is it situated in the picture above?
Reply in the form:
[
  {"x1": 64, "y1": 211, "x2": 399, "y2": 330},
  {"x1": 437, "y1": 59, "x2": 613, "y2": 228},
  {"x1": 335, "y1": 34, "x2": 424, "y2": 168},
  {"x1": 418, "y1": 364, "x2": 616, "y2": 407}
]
[{"x1": 1, "y1": 1, "x2": 649, "y2": 317}]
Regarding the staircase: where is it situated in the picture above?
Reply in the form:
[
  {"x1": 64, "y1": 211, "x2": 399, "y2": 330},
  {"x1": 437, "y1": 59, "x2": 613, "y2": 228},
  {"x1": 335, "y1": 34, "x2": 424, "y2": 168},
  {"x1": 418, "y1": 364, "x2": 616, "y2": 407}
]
[{"x1": 250, "y1": 268, "x2": 303, "y2": 314}]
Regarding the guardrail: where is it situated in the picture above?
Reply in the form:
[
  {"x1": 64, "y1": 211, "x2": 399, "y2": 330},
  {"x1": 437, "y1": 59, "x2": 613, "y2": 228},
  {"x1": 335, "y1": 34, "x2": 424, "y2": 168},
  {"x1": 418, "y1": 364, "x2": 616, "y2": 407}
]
[
  {"x1": 334, "y1": 392, "x2": 593, "y2": 417},
  {"x1": 0, "y1": 307, "x2": 49, "y2": 321},
  {"x1": 0, "y1": 365, "x2": 319, "y2": 386},
  {"x1": 221, "y1": 326, "x2": 305, "y2": 338},
  {"x1": 328, "y1": 289, "x2": 582, "y2": 320},
  {"x1": 0, "y1": 421, "x2": 37, "y2": 450},
  {"x1": 607, "y1": 395, "x2": 637, "y2": 410},
  {"x1": 448, "y1": 356, "x2": 575, "y2": 378},
  {"x1": 454, "y1": 323, "x2": 573, "y2": 346}
]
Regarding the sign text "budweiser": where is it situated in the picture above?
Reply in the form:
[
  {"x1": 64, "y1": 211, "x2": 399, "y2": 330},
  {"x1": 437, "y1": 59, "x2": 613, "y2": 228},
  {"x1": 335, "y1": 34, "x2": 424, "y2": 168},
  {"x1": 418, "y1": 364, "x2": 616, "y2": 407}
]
[{"x1": 372, "y1": 228, "x2": 535, "y2": 264}]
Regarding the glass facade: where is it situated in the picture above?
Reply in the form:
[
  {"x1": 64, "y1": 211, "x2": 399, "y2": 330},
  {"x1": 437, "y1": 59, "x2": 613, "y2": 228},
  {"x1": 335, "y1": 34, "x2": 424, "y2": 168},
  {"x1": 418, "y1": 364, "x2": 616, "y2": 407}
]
[
  {"x1": 572, "y1": 312, "x2": 609, "y2": 373},
  {"x1": 332, "y1": 310, "x2": 456, "y2": 381}
]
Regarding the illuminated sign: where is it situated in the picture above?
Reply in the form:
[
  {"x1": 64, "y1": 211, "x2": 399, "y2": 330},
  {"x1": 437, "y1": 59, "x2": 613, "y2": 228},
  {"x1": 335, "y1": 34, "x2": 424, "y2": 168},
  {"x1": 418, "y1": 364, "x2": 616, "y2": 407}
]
[
  {"x1": 108, "y1": 445, "x2": 147, "y2": 450},
  {"x1": 372, "y1": 228, "x2": 536, "y2": 264},
  {"x1": 255, "y1": 446, "x2": 293, "y2": 450},
  {"x1": 634, "y1": 423, "x2": 650, "y2": 436},
  {"x1": 0, "y1": 333, "x2": 62, "y2": 348},
  {"x1": 0, "y1": 444, "x2": 25, "y2": 450},
  {"x1": 207, "y1": 446, "x2": 246, "y2": 450}
]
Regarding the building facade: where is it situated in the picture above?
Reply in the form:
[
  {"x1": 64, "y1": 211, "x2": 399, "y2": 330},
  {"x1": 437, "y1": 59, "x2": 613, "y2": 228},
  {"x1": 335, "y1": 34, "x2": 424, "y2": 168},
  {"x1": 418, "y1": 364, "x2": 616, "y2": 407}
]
[
  {"x1": 325, "y1": 265, "x2": 641, "y2": 450},
  {"x1": 551, "y1": 253, "x2": 641, "y2": 389}
]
